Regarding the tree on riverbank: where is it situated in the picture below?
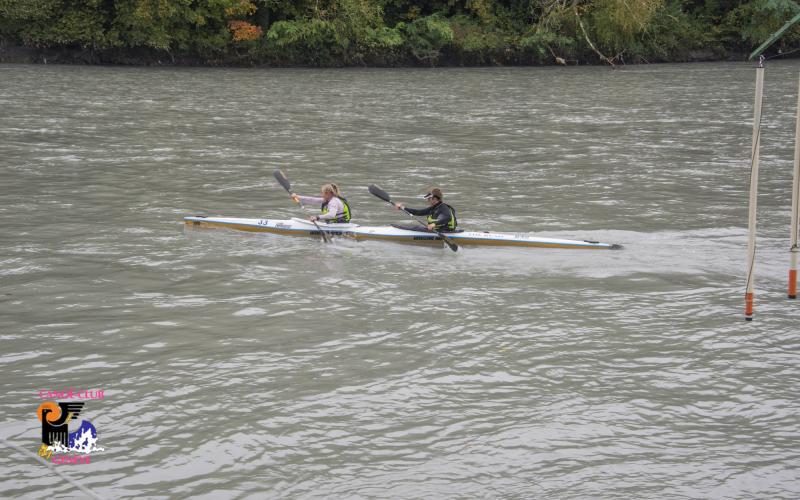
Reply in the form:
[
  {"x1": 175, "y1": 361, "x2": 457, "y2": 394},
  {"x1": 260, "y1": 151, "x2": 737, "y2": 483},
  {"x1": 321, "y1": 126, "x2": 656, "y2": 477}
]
[{"x1": 0, "y1": 0, "x2": 798, "y2": 66}]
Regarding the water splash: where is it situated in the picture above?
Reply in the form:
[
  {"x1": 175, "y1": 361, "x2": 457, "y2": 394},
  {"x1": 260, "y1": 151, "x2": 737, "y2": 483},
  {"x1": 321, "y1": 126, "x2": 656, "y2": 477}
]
[{"x1": 47, "y1": 421, "x2": 104, "y2": 454}]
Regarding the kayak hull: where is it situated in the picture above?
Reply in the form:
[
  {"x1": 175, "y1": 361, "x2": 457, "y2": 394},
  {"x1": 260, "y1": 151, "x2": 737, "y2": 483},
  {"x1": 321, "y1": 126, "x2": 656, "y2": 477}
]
[{"x1": 183, "y1": 216, "x2": 621, "y2": 250}]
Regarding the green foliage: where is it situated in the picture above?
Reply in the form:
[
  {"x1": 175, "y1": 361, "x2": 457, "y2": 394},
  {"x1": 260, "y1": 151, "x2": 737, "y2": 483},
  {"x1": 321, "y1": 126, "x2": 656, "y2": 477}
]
[
  {"x1": 0, "y1": 0, "x2": 57, "y2": 42},
  {"x1": 111, "y1": 0, "x2": 187, "y2": 50},
  {"x1": 261, "y1": 0, "x2": 393, "y2": 64},
  {"x1": 401, "y1": 14, "x2": 454, "y2": 63},
  {"x1": 722, "y1": 0, "x2": 800, "y2": 48},
  {"x1": 264, "y1": 19, "x2": 350, "y2": 65},
  {"x1": 518, "y1": 27, "x2": 575, "y2": 62},
  {"x1": 0, "y1": 0, "x2": 798, "y2": 65},
  {"x1": 0, "y1": 0, "x2": 60, "y2": 24},
  {"x1": 0, "y1": 0, "x2": 110, "y2": 48},
  {"x1": 447, "y1": 14, "x2": 506, "y2": 63},
  {"x1": 586, "y1": 0, "x2": 663, "y2": 52},
  {"x1": 364, "y1": 25, "x2": 404, "y2": 48},
  {"x1": 633, "y1": 1, "x2": 708, "y2": 61}
]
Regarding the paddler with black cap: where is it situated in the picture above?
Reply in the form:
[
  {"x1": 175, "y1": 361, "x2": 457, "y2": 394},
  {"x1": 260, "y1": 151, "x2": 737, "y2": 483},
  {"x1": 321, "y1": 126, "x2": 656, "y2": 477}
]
[{"x1": 394, "y1": 187, "x2": 458, "y2": 232}]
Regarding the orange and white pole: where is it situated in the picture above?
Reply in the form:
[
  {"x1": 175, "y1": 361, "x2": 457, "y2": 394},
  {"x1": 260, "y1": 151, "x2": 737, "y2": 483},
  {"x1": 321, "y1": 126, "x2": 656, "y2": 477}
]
[
  {"x1": 789, "y1": 71, "x2": 800, "y2": 299},
  {"x1": 745, "y1": 61, "x2": 765, "y2": 320}
]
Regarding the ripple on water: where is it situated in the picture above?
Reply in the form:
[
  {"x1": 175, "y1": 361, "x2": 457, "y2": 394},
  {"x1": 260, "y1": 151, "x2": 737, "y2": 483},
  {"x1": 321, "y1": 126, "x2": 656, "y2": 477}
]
[{"x1": 2, "y1": 62, "x2": 800, "y2": 499}]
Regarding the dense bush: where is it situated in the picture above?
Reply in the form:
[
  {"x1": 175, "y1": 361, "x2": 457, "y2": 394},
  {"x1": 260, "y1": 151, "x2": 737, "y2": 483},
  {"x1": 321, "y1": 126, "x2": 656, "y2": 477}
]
[{"x1": 0, "y1": 0, "x2": 798, "y2": 65}]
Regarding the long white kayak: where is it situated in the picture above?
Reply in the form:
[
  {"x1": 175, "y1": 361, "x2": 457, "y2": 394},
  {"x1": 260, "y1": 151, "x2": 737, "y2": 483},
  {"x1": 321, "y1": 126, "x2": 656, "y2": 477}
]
[{"x1": 184, "y1": 216, "x2": 621, "y2": 250}]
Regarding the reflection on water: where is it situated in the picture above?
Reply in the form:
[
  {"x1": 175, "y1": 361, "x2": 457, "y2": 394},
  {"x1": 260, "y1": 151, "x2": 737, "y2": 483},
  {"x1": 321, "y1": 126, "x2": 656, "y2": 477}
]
[{"x1": 1, "y1": 62, "x2": 799, "y2": 498}]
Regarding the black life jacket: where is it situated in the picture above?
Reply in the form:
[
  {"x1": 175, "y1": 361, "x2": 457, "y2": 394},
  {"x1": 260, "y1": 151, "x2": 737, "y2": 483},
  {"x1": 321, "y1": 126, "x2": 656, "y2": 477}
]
[{"x1": 427, "y1": 202, "x2": 457, "y2": 231}]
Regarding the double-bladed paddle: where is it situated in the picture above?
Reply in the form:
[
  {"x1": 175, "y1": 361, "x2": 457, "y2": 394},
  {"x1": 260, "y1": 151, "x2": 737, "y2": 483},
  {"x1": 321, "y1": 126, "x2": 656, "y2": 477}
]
[
  {"x1": 273, "y1": 169, "x2": 330, "y2": 243},
  {"x1": 368, "y1": 184, "x2": 458, "y2": 252}
]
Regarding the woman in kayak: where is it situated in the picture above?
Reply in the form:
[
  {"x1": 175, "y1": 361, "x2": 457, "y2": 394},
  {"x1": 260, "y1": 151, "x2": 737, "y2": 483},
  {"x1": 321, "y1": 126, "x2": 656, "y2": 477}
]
[
  {"x1": 395, "y1": 187, "x2": 457, "y2": 232},
  {"x1": 291, "y1": 183, "x2": 352, "y2": 223}
]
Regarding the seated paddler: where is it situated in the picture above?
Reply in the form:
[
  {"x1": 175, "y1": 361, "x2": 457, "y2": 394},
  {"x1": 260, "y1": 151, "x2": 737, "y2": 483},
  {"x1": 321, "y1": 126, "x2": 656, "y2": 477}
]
[
  {"x1": 291, "y1": 183, "x2": 352, "y2": 223},
  {"x1": 394, "y1": 187, "x2": 458, "y2": 232}
]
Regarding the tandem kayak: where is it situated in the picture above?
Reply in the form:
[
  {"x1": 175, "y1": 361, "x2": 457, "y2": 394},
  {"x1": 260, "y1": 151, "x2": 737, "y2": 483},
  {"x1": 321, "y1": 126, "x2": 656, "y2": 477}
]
[{"x1": 184, "y1": 216, "x2": 622, "y2": 250}]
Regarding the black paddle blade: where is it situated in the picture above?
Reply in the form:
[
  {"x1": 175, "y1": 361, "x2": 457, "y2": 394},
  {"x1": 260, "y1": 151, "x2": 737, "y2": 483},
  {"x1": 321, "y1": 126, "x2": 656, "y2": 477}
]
[
  {"x1": 442, "y1": 237, "x2": 458, "y2": 252},
  {"x1": 368, "y1": 184, "x2": 392, "y2": 204},
  {"x1": 274, "y1": 169, "x2": 292, "y2": 193}
]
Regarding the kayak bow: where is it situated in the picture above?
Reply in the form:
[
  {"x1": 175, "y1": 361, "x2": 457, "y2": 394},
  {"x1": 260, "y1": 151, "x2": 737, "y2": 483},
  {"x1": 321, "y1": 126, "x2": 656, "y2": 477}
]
[{"x1": 184, "y1": 216, "x2": 622, "y2": 250}]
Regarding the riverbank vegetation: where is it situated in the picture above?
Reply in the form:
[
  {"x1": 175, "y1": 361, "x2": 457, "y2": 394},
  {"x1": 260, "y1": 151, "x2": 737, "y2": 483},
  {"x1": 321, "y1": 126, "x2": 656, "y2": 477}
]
[{"x1": 1, "y1": 0, "x2": 798, "y2": 66}]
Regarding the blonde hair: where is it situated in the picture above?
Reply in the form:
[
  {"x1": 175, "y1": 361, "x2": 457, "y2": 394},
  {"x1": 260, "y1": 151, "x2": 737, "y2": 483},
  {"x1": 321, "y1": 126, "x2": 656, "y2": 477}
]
[{"x1": 321, "y1": 183, "x2": 341, "y2": 197}]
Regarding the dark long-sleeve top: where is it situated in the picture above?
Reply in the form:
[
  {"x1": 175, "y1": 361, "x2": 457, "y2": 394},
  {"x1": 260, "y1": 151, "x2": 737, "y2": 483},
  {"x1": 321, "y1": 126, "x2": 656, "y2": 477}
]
[{"x1": 404, "y1": 201, "x2": 454, "y2": 230}]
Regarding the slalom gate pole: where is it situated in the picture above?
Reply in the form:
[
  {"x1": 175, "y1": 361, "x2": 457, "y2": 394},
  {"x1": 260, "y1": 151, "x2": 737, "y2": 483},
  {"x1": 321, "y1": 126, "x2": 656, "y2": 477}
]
[
  {"x1": 745, "y1": 59, "x2": 765, "y2": 320},
  {"x1": 789, "y1": 71, "x2": 800, "y2": 299}
]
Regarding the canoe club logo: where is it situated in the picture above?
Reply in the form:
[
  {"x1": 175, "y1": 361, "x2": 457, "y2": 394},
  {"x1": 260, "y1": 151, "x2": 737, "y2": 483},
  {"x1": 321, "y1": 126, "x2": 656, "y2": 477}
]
[{"x1": 36, "y1": 389, "x2": 105, "y2": 464}]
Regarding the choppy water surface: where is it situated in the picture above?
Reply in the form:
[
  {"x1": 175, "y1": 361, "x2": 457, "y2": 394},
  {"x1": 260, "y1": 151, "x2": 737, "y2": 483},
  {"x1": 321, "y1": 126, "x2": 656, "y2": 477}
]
[{"x1": 1, "y1": 62, "x2": 799, "y2": 498}]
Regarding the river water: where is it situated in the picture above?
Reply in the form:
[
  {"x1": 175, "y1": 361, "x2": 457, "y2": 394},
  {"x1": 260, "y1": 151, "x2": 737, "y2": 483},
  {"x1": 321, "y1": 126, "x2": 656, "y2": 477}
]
[{"x1": 1, "y1": 61, "x2": 799, "y2": 498}]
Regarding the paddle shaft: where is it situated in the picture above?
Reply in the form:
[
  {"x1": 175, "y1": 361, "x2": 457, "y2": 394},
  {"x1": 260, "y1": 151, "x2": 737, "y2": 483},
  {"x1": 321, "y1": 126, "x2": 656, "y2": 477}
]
[
  {"x1": 394, "y1": 203, "x2": 437, "y2": 229},
  {"x1": 297, "y1": 201, "x2": 331, "y2": 243},
  {"x1": 274, "y1": 170, "x2": 330, "y2": 243},
  {"x1": 367, "y1": 184, "x2": 457, "y2": 251},
  {"x1": 383, "y1": 200, "x2": 458, "y2": 251}
]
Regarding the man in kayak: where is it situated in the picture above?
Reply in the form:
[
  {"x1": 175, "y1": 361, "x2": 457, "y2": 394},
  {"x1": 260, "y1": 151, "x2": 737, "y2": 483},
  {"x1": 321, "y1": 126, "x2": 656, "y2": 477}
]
[
  {"x1": 291, "y1": 183, "x2": 352, "y2": 223},
  {"x1": 394, "y1": 187, "x2": 457, "y2": 232}
]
